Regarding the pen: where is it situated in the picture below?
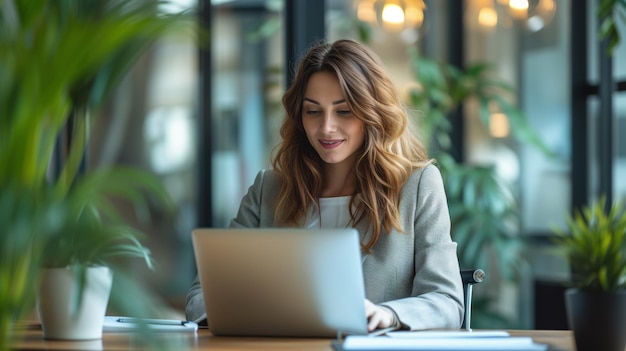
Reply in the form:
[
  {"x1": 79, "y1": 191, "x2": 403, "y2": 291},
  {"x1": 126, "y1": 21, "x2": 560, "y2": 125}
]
[{"x1": 116, "y1": 317, "x2": 188, "y2": 326}]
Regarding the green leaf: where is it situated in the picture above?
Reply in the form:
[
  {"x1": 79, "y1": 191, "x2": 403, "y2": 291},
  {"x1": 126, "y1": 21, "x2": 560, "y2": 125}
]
[{"x1": 552, "y1": 196, "x2": 626, "y2": 291}]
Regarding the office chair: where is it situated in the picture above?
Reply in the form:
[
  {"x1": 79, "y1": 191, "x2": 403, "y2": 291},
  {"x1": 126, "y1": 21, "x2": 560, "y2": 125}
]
[{"x1": 460, "y1": 269, "x2": 485, "y2": 331}]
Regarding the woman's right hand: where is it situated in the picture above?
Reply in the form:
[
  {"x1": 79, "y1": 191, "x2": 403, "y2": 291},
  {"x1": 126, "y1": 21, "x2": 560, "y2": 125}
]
[{"x1": 364, "y1": 299, "x2": 396, "y2": 332}]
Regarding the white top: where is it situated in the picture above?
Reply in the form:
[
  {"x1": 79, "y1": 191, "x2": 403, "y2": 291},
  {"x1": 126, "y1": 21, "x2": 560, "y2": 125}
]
[{"x1": 305, "y1": 196, "x2": 352, "y2": 229}]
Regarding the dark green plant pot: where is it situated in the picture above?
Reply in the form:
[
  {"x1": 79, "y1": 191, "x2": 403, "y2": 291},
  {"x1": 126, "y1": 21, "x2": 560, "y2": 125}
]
[{"x1": 565, "y1": 288, "x2": 626, "y2": 351}]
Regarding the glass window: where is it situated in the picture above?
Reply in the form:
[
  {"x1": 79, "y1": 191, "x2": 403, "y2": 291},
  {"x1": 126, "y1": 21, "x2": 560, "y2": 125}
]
[
  {"x1": 587, "y1": 1, "x2": 626, "y2": 203},
  {"x1": 463, "y1": 0, "x2": 571, "y2": 330},
  {"x1": 615, "y1": 93, "x2": 626, "y2": 200},
  {"x1": 517, "y1": 1, "x2": 571, "y2": 234},
  {"x1": 211, "y1": 0, "x2": 284, "y2": 228},
  {"x1": 613, "y1": 10, "x2": 626, "y2": 201}
]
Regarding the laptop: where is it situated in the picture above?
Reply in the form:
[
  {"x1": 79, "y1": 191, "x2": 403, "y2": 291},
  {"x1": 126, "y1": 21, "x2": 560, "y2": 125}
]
[{"x1": 191, "y1": 228, "x2": 369, "y2": 338}]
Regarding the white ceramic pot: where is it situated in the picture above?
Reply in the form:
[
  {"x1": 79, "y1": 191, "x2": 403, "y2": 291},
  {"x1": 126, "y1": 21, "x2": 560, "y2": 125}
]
[{"x1": 37, "y1": 265, "x2": 113, "y2": 340}]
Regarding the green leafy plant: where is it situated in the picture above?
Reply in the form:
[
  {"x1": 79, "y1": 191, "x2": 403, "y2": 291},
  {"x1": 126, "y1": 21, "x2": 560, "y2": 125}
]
[
  {"x1": 401, "y1": 47, "x2": 554, "y2": 329},
  {"x1": 0, "y1": 0, "x2": 194, "y2": 348},
  {"x1": 405, "y1": 47, "x2": 552, "y2": 281},
  {"x1": 597, "y1": 0, "x2": 626, "y2": 55},
  {"x1": 553, "y1": 197, "x2": 626, "y2": 292}
]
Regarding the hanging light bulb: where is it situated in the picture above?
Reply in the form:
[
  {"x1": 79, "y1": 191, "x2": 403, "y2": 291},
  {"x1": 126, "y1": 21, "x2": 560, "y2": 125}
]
[
  {"x1": 382, "y1": 3, "x2": 405, "y2": 24},
  {"x1": 381, "y1": 2, "x2": 405, "y2": 31},
  {"x1": 478, "y1": 6, "x2": 498, "y2": 28},
  {"x1": 508, "y1": 0, "x2": 529, "y2": 20},
  {"x1": 508, "y1": 0, "x2": 556, "y2": 32},
  {"x1": 470, "y1": 0, "x2": 556, "y2": 33},
  {"x1": 355, "y1": 0, "x2": 426, "y2": 32}
]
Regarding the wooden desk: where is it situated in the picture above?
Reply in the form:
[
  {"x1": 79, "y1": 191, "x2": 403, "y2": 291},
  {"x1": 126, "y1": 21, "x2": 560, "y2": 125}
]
[
  {"x1": 508, "y1": 330, "x2": 575, "y2": 351},
  {"x1": 12, "y1": 323, "x2": 576, "y2": 351}
]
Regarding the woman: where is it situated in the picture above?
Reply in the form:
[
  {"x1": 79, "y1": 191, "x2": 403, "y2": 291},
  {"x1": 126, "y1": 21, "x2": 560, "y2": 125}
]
[{"x1": 186, "y1": 39, "x2": 464, "y2": 331}]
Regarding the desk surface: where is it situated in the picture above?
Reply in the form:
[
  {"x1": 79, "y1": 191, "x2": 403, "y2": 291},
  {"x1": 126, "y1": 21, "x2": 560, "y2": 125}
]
[{"x1": 12, "y1": 324, "x2": 575, "y2": 351}]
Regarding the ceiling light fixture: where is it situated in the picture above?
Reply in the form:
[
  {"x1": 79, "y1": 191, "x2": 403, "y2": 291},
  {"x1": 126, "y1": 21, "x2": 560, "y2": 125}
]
[
  {"x1": 355, "y1": 0, "x2": 426, "y2": 32},
  {"x1": 470, "y1": 0, "x2": 556, "y2": 33}
]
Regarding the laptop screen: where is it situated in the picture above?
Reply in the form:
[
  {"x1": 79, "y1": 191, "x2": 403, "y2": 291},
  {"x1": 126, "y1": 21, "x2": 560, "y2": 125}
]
[{"x1": 191, "y1": 228, "x2": 369, "y2": 337}]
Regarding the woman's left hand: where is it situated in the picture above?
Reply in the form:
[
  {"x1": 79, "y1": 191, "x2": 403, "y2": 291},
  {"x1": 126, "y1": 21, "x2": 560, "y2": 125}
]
[{"x1": 364, "y1": 299, "x2": 396, "y2": 331}]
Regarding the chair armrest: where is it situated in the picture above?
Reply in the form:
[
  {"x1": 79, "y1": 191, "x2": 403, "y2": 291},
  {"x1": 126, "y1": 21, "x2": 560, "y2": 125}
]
[{"x1": 460, "y1": 269, "x2": 485, "y2": 330}]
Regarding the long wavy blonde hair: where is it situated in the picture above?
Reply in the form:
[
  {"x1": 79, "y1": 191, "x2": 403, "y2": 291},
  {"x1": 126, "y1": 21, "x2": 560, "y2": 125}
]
[{"x1": 272, "y1": 39, "x2": 432, "y2": 251}]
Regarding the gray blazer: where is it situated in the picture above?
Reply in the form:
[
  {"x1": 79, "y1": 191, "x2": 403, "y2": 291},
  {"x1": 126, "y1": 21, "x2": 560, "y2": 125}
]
[{"x1": 186, "y1": 165, "x2": 464, "y2": 330}]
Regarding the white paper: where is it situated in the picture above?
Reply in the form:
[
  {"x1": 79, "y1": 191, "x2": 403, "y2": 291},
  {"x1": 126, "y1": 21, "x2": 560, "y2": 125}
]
[
  {"x1": 341, "y1": 335, "x2": 548, "y2": 350},
  {"x1": 103, "y1": 316, "x2": 198, "y2": 333},
  {"x1": 386, "y1": 330, "x2": 510, "y2": 338}
]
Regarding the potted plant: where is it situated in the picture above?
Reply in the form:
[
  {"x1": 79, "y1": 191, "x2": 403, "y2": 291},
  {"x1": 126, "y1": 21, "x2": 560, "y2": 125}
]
[
  {"x1": 34, "y1": 164, "x2": 170, "y2": 340},
  {"x1": 0, "y1": 0, "x2": 192, "y2": 347},
  {"x1": 552, "y1": 196, "x2": 626, "y2": 351}
]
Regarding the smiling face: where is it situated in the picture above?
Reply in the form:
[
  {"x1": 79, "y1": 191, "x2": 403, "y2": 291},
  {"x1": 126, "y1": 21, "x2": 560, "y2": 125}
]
[{"x1": 301, "y1": 71, "x2": 365, "y2": 171}]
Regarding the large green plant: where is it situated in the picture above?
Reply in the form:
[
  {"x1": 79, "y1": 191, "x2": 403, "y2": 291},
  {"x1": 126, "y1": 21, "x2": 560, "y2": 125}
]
[
  {"x1": 553, "y1": 197, "x2": 626, "y2": 292},
  {"x1": 405, "y1": 47, "x2": 552, "y2": 278},
  {"x1": 0, "y1": 0, "x2": 194, "y2": 348},
  {"x1": 401, "y1": 47, "x2": 553, "y2": 328}
]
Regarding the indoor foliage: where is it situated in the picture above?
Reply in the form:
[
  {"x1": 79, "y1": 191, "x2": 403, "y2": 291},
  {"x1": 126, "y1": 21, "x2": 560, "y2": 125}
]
[
  {"x1": 0, "y1": 0, "x2": 194, "y2": 349},
  {"x1": 553, "y1": 197, "x2": 626, "y2": 292}
]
